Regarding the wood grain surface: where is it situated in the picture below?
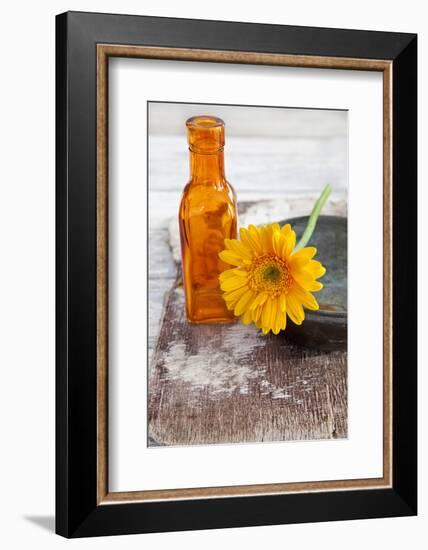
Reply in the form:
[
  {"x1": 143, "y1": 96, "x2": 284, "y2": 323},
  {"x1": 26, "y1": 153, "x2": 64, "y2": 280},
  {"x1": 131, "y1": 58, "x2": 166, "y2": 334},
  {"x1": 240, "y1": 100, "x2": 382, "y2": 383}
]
[{"x1": 148, "y1": 286, "x2": 347, "y2": 446}]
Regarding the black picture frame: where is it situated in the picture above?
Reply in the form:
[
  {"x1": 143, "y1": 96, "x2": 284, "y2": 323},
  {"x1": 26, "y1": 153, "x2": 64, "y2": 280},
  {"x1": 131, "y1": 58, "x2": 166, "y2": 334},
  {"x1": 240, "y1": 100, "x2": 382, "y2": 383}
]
[{"x1": 56, "y1": 11, "x2": 417, "y2": 538}]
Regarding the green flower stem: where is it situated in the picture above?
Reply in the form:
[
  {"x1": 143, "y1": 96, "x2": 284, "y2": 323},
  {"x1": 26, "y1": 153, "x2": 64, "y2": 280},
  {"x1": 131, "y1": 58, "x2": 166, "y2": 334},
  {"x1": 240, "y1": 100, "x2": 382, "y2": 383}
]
[{"x1": 294, "y1": 184, "x2": 332, "y2": 252}]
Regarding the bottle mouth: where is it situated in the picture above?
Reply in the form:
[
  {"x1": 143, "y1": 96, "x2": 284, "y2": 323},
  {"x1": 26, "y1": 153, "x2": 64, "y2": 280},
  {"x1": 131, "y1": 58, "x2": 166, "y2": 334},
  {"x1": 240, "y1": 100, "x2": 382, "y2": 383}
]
[
  {"x1": 186, "y1": 115, "x2": 224, "y2": 130},
  {"x1": 186, "y1": 115, "x2": 225, "y2": 153}
]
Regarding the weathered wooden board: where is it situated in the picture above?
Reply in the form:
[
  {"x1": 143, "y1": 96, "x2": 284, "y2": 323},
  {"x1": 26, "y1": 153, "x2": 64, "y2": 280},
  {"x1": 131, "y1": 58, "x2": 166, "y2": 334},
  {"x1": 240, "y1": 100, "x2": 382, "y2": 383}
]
[{"x1": 148, "y1": 286, "x2": 347, "y2": 446}]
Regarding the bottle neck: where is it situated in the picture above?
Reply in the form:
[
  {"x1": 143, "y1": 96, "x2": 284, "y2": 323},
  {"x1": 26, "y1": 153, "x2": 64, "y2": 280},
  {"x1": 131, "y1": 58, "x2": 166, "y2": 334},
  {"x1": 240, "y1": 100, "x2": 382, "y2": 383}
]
[{"x1": 189, "y1": 148, "x2": 226, "y2": 185}]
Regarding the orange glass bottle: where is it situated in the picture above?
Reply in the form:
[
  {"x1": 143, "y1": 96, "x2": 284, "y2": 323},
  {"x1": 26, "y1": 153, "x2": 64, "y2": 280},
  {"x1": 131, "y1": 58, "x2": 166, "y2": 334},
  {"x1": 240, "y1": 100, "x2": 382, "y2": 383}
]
[{"x1": 179, "y1": 116, "x2": 237, "y2": 323}]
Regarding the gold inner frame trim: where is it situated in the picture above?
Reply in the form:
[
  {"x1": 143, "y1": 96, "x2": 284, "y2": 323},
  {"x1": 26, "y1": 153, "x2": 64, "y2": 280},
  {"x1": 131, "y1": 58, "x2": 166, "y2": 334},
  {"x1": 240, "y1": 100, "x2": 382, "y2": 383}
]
[{"x1": 96, "y1": 43, "x2": 393, "y2": 505}]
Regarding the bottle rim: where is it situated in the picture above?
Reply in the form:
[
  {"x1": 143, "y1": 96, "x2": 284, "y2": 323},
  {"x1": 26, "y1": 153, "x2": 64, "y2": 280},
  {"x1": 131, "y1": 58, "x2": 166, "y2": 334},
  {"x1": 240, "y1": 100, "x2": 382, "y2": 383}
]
[{"x1": 186, "y1": 115, "x2": 225, "y2": 129}]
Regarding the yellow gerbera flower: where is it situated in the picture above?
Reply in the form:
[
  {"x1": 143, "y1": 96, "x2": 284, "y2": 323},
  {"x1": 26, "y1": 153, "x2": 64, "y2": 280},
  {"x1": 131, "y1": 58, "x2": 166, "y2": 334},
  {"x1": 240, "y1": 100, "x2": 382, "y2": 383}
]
[{"x1": 218, "y1": 223, "x2": 326, "y2": 335}]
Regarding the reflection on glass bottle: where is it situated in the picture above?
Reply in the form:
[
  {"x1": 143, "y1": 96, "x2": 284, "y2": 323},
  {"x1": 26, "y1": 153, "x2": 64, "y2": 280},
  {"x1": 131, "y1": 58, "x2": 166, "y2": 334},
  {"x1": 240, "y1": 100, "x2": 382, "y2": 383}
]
[{"x1": 179, "y1": 116, "x2": 237, "y2": 323}]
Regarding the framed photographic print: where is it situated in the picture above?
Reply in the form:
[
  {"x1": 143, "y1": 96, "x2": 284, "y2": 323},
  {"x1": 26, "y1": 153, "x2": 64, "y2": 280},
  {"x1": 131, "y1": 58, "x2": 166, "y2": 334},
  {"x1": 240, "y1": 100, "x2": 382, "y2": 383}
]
[{"x1": 56, "y1": 11, "x2": 417, "y2": 538}]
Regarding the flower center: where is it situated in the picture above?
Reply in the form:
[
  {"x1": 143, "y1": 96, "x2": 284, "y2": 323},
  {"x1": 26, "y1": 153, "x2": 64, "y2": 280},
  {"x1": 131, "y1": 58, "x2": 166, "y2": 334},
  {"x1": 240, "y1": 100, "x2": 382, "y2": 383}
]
[
  {"x1": 263, "y1": 265, "x2": 281, "y2": 283},
  {"x1": 248, "y1": 255, "x2": 291, "y2": 296}
]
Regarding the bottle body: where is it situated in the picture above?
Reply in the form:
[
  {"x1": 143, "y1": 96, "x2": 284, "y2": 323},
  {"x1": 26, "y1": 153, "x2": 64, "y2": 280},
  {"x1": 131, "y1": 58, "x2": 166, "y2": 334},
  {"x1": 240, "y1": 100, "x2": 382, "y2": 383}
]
[{"x1": 179, "y1": 116, "x2": 237, "y2": 323}]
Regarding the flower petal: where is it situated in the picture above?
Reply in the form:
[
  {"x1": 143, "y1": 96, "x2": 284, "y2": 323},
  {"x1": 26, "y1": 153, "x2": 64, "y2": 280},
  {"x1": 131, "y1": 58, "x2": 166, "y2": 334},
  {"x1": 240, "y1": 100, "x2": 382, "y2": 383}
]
[
  {"x1": 306, "y1": 260, "x2": 326, "y2": 279},
  {"x1": 291, "y1": 246, "x2": 317, "y2": 261},
  {"x1": 280, "y1": 310, "x2": 287, "y2": 330},
  {"x1": 261, "y1": 298, "x2": 272, "y2": 329},
  {"x1": 219, "y1": 250, "x2": 247, "y2": 267},
  {"x1": 269, "y1": 298, "x2": 277, "y2": 332},
  {"x1": 223, "y1": 285, "x2": 248, "y2": 306},
  {"x1": 220, "y1": 276, "x2": 248, "y2": 292},
  {"x1": 252, "y1": 306, "x2": 262, "y2": 322},
  {"x1": 272, "y1": 231, "x2": 284, "y2": 256},
  {"x1": 224, "y1": 238, "x2": 253, "y2": 260},
  {"x1": 234, "y1": 289, "x2": 254, "y2": 316},
  {"x1": 292, "y1": 270, "x2": 323, "y2": 292},
  {"x1": 241, "y1": 308, "x2": 253, "y2": 325},
  {"x1": 231, "y1": 268, "x2": 249, "y2": 277},
  {"x1": 289, "y1": 256, "x2": 310, "y2": 271},
  {"x1": 240, "y1": 226, "x2": 262, "y2": 255},
  {"x1": 273, "y1": 304, "x2": 286, "y2": 334},
  {"x1": 260, "y1": 225, "x2": 274, "y2": 254},
  {"x1": 291, "y1": 282, "x2": 319, "y2": 311},
  {"x1": 281, "y1": 229, "x2": 296, "y2": 259},
  {"x1": 219, "y1": 268, "x2": 236, "y2": 282},
  {"x1": 286, "y1": 293, "x2": 305, "y2": 325},
  {"x1": 250, "y1": 291, "x2": 268, "y2": 310},
  {"x1": 279, "y1": 292, "x2": 286, "y2": 312},
  {"x1": 280, "y1": 223, "x2": 291, "y2": 236}
]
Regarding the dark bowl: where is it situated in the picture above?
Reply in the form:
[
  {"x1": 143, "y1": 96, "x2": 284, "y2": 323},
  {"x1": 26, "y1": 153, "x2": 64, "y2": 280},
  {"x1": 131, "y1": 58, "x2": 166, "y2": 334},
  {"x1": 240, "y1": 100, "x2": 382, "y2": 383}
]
[{"x1": 280, "y1": 215, "x2": 347, "y2": 352}]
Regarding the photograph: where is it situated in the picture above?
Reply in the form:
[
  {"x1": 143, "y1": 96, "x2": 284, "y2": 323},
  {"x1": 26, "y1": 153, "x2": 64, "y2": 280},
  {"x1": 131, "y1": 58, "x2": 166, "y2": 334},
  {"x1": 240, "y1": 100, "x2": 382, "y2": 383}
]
[{"x1": 147, "y1": 101, "x2": 348, "y2": 447}]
